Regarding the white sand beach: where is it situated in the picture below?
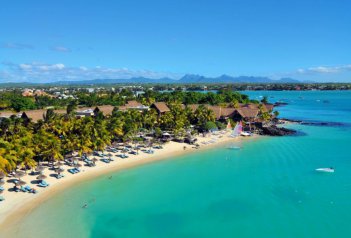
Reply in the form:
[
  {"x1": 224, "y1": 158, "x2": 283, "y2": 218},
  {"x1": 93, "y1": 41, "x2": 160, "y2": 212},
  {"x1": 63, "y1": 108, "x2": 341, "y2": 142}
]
[{"x1": 0, "y1": 131, "x2": 257, "y2": 232}]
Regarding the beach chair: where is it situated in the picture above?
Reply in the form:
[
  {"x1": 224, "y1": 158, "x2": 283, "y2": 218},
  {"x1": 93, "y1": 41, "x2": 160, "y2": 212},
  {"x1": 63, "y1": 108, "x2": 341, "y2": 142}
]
[
  {"x1": 145, "y1": 149, "x2": 154, "y2": 154},
  {"x1": 38, "y1": 180, "x2": 49, "y2": 187},
  {"x1": 0, "y1": 186, "x2": 4, "y2": 191},
  {"x1": 101, "y1": 158, "x2": 110, "y2": 163},
  {"x1": 120, "y1": 154, "x2": 128, "y2": 159},
  {"x1": 0, "y1": 196, "x2": 5, "y2": 201},
  {"x1": 24, "y1": 185, "x2": 32, "y2": 192},
  {"x1": 68, "y1": 168, "x2": 75, "y2": 174},
  {"x1": 74, "y1": 168, "x2": 81, "y2": 173}
]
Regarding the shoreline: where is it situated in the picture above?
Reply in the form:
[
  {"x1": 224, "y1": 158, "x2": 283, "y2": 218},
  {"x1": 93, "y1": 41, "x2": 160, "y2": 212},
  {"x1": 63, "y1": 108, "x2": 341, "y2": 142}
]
[{"x1": 0, "y1": 131, "x2": 260, "y2": 234}]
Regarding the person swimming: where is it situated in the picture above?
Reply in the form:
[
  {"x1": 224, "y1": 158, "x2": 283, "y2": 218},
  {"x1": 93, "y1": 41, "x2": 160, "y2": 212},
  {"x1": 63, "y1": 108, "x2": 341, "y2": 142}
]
[{"x1": 82, "y1": 204, "x2": 88, "y2": 208}]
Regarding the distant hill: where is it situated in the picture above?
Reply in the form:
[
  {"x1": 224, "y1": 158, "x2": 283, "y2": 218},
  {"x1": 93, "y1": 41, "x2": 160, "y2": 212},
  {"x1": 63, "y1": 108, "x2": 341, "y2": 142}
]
[
  {"x1": 0, "y1": 74, "x2": 311, "y2": 86},
  {"x1": 175, "y1": 74, "x2": 306, "y2": 84}
]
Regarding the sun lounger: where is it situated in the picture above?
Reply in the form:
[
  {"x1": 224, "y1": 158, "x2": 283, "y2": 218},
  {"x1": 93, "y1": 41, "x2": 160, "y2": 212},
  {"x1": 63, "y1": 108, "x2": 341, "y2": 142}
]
[
  {"x1": 68, "y1": 168, "x2": 80, "y2": 174},
  {"x1": 68, "y1": 169, "x2": 75, "y2": 174},
  {"x1": 22, "y1": 185, "x2": 37, "y2": 193},
  {"x1": 0, "y1": 196, "x2": 5, "y2": 201},
  {"x1": 38, "y1": 180, "x2": 49, "y2": 187},
  {"x1": 145, "y1": 149, "x2": 154, "y2": 154},
  {"x1": 0, "y1": 186, "x2": 4, "y2": 191},
  {"x1": 120, "y1": 154, "x2": 129, "y2": 159},
  {"x1": 56, "y1": 174, "x2": 65, "y2": 179},
  {"x1": 101, "y1": 158, "x2": 110, "y2": 163}
]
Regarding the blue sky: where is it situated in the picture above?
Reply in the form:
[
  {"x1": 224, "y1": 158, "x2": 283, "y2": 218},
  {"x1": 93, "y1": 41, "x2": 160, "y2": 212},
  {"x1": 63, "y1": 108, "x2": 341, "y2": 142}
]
[{"x1": 1, "y1": 0, "x2": 350, "y2": 82}]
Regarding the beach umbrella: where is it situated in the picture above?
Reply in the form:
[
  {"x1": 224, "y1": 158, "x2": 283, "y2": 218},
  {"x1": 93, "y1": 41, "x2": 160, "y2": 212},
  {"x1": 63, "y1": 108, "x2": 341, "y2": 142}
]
[
  {"x1": 0, "y1": 171, "x2": 5, "y2": 179},
  {"x1": 55, "y1": 168, "x2": 65, "y2": 175},
  {"x1": 37, "y1": 174, "x2": 47, "y2": 180},
  {"x1": 56, "y1": 167, "x2": 64, "y2": 173},
  {"x1": 56, "y1": 161, "x2": 64, "y2": 167},
  {"x1": 35, "y1": 166, "x2": 45, "y2": 172},
  {"x1": 14, "y1": 171, "x2": 25, "y2": 179},
  {"x1": 17, "y1": 180, "x2": 26, "y2": 186}
]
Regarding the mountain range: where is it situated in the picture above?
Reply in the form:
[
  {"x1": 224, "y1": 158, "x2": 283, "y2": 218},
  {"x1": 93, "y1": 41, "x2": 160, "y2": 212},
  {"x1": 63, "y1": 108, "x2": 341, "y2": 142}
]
[
  {"x1": 48, "y1": 74, "x2": 308, "y2": 85},
  {"x1": 0, "y1": 74, "x2": 312, "y2": 86}
]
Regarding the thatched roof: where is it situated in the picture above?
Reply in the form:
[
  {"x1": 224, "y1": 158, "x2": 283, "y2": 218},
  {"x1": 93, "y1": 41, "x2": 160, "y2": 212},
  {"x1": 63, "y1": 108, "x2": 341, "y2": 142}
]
[
  {"x1": 0, "y1": 111, "x2": 20, "y2": 118},
  {"x1": 118, "y1": 100, "x2": 144, "y2": 111},
  {"x1": 96, "y1": 105, "x2": 115, "y2": 115},
  {"x1": 0, "y1": 109, "x2": 67, "y2": 122},
  {"x1": 22, "y1": 109, "x2": 66, "y2": 122},
  {"x1": 125, "y1": 100, "x2": 142, "y2": 107},
  {"x1": 235, "y1": 107, "x2": 259, "y2": 118},
  {"x1": 152, "y1": 102, "x2": 170, "y2": 113},
  {"x1": 263, "y1": 103, "x2": 274, "y2": 112},
  {"x1": 186, "y1": 104, "x2": 235, "y2": 120},
  {"x1": 207, "y1": 106, "x2": 235, "y2": 120}
]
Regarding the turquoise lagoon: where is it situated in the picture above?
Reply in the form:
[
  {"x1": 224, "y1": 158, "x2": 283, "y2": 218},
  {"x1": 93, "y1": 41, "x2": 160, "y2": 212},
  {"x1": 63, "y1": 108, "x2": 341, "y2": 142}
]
[{"x1": 4, "y1": 91, "x2": 351, "y2": 238}]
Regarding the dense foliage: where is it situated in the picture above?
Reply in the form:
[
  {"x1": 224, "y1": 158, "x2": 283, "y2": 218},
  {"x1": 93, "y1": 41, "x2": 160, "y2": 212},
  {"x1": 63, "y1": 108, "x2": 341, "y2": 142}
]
[
  {"x1": 0, "y1": 89, "x2": 253, "y2": 112},
  {"x1": 0, "y1": 102, "x2": 218, "y2": 174}
]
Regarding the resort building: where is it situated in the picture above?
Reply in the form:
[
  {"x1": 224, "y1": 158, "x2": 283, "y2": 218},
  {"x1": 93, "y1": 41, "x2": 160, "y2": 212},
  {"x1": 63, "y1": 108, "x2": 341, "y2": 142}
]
[
  {"x1": 119, "y1": 100, "x2": 149, "y2": 111},
  {"x1": 151, "y1": 102, "x2": 171, "y2": 115},
  {"x1": 186, "y1": 103, "x2": 274, "y2": 123},
  {"x1": 76, "y1": 109, "x2": 95, "y2": 118}
]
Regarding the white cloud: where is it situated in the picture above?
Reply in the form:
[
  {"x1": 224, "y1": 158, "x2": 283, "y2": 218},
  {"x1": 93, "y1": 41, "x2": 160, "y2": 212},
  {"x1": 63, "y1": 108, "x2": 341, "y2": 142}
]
[
  {"x1": 19, "y1": 64, "x2": 32, "y2": 70},
  {"x1": 51, "y1": 46, "x2": 71, "y2": 53},
  {"x1": 0, "y1": 62, "x2": 180, "y2": 83},
  {"x1": 297, "y1": 65, "x2": 351, "y2": 74},
  {"x1": 1, "y1": 42, "x2": 34, "y2": 50}
]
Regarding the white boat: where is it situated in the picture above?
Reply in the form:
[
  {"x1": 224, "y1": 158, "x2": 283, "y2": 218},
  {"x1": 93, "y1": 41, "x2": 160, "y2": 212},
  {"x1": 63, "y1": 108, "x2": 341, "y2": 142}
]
[
  {"x1": 315, "y1": 168, "x2": 334, "y2": 173},
  {"x1": 228, "y1": 145, "x2": 241, "y2": 150},
  {"x1": 240, "y1": 131, "x2": 252, "y2": 137}
]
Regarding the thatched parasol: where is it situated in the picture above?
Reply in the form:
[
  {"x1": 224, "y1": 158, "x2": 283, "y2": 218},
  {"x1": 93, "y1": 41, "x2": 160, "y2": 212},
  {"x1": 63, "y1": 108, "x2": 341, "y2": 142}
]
[
  {"x1": 37, "y1": 174, "x2": 47, "y2": 180},
  {"x1": 92, "y1": 157, "x2": 98, "y2": 162},
  {"x1": 0, "y1": 171, "x2": 5, "y2": 180},
  {"x1": 0, "y1": 180, "x2": 5, "y2": 186},
  {"x1": 56, "y1": 161, "x2": 64, "y2": 167},
  {"x1": 74, "y1": 163, "x2": 82, "y2": 168},
  {"x1": 35, "y1": 166, "x2": 45, "y2": 172},
  {"x1": 17, "y1": 180, "x2": 26, "y2": 186},
  {"x1": 14, "y1": 171, "x2": 25, "y2": 179},
  {"x1": 56, "y1": 167, "x2": 65, "y2": 173}
]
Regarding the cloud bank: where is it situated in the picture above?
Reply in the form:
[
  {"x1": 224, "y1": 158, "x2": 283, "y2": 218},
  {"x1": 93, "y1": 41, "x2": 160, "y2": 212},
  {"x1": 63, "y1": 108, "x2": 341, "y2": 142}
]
[
  {"x1": 297, "y1": 65, "x2": 351, "y2": 74},
  {"x1": 0, "y1": 62, "x2": 179, "y2": 83}
]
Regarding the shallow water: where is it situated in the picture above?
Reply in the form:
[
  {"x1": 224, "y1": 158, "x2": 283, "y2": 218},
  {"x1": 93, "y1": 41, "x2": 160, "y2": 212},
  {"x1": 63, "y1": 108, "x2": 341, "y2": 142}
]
[{"x1": 5, "y1": 91, "x2": 351, "y2": 238}]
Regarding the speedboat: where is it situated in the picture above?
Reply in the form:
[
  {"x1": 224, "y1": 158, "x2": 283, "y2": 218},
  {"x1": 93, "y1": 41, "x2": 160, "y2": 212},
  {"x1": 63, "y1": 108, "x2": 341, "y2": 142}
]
[{"x1": 316, "y1": 168, "x2": 334, "y2": 173}]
